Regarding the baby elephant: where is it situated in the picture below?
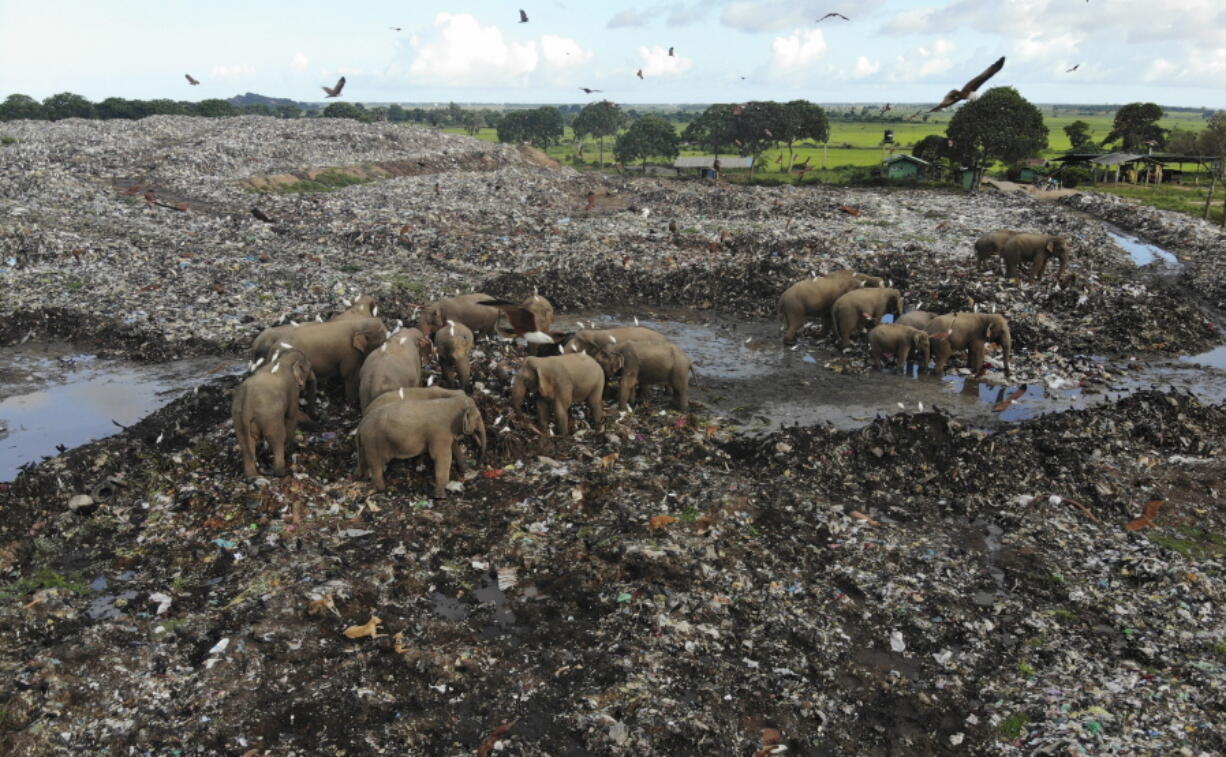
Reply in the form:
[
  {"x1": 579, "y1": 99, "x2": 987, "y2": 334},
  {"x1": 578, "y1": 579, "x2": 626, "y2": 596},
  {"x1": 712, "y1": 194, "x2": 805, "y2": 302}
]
[
  {"x1": 868, "y1": 324, "x2": 932, "y2": 374},
  {"x1": 231, "y1": 349, "x2": 315, "y2": 478},
  {"x1": 433, "y1": 320, "x2": 475, "y2": 389},
  {"x1": 356, "y1": 395, "x2": 482, "y2": 496},
  {"x1": 511, "y1": 353, "x2": 605, "y2": 436},
  {"x1": 595, "y1": 341, "x2": 693, "y2": 411}
]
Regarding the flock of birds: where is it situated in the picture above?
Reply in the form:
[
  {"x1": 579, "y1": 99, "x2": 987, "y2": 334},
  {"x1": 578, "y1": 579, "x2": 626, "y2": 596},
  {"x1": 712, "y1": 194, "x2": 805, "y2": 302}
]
[{"x1": 172, "y1": 7, "x2": 1078, "y2": 114}]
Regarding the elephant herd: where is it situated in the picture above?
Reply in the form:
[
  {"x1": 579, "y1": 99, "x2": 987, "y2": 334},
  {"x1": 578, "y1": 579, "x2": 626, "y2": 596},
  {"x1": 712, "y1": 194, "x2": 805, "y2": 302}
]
[{"x1": 231, "y1": 293, "x2": 694, "y2": 497}]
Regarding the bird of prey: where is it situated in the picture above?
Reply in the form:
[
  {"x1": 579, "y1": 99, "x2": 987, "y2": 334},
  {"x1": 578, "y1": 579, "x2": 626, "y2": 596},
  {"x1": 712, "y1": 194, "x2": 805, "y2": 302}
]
[
  {"x1": 636, "y1": 69, "x2": 644, "y2": 79},
  {"x1": 818, "y1": 12, "x2": 849, "y2": 21},
  {"x1": 929, "y1": 56, "x2": 1005, "y2": 111},
  {"x1": 251, "y1": 207, "x2": 274, "y2": 223},
  {"x1": 881, "y1": 103, "x2": 892, "y2": 112},
  {"x1": 668, "y1": 47, "x2": 675, "y2": 56},
  {"x1": 1066, "y1": 64, "x2": 1080, "y2": 73},
  {"x1": 580, "y1": 87, "x2": 603, "y2": 94},
  {"x1": 322, "y1": 76, "x2": 346, "y2": 98},
  {"x1": 185, "y1": 74, "x2": 200, "y2": 86},
  {"x1": 519, "y1": 9, "x2": 529, "y2": 23},
  {"x1": 389, "y1": 26, "x2": 402, "y2": 31}
]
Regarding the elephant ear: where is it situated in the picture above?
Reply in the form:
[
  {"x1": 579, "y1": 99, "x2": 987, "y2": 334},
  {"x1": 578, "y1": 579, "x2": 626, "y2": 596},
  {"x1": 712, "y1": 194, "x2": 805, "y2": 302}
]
[
  {"x1": 462, "y1": 406, "x2": 477, "y2": 436},
  {"x1": 1046, "y1": 238, "x2": 1056, "y2": 253},
  {"x1": 529, "y1": 359, "x2": 555, "y2": 398},
  {"x1": 291, "y1": 359, "x2": 308, "y2": 388},
  {"x1": 352, "y1": 332, "x2": 369, "y2": 353}
]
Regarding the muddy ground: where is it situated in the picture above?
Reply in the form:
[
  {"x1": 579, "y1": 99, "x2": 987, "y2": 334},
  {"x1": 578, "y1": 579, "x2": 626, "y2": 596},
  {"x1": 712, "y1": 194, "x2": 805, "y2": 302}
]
[{"x1": 1, "y1": 117, "x2": 1224, "y2": 755}]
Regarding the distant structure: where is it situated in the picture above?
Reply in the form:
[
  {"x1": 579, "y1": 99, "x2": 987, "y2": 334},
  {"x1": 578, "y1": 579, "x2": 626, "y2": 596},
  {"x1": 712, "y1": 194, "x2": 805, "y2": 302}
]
[{"x1": 883, "y1": 154, "x2": 928, "y2": 181}]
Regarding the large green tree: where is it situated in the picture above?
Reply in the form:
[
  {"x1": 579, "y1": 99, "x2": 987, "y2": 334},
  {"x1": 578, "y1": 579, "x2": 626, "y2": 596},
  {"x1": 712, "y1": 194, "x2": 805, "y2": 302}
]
[
  {"x1": 496, "y1": 107, "x2": 563, "y2": 149},
  {"x1": 0, "y1": 94, "x2": 45, "y2": 120},
  {"x1": 946, "y1": 87, "x2": 1048, "y2": 189},
  {"x1": 779, "y1": 100, "x2": 829, "y2": 172},
  {"x1": 681, "y1": 104, "x2": 736, "y2": 157},
  {"x1": 730, "y1": 101, "x2": 786, "y2": 174},
  {"x1": 1104, "y1": 102, "x2": 1166, "y2": 150},
  {"x1": 1063, "y1": 119, "x2": 1093, "y2": 149},
  {"x1": 322, "y1": 102, "x2": 365, "y2": 121},
  {"x1": 613, "y1": 115, "x2": 680, "y2": 168},
  {"x1": 195, "y1": 99, "x2": 236, "y2": 117},
  {"x1": 41, "y1": 92, "x2": 94, "y2": 120},
  {"x1": 572, "y1": 100, "x2": 628, "y2": 166}
]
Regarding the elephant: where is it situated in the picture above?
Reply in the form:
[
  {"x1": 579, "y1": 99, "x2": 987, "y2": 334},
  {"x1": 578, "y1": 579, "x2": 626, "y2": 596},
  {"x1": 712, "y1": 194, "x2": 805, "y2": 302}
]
[
  {"x1": 1000, "y1": 233, "x2": 1071, "y2": 281},
  {"x1": 355, "y1": 396, "x2": 482, "y2": 495},
  {"x1": 896, "y1": 310, "x2": 937, "y2": 331},
  {"x1": 926, "y1": 312, "x2": 1012, "y2": 375},
  {"x1": 510, "y1": 353, "x2": 605, "y2": 436},
  {"x1": 419, "y1": 293, "x2": 501, "y2": 338},
  {"x1": 331, "y1": 295, "x2": 378, "y2": 321},
  {"x1": 592, "y1": 341, "x2": 693, "y2": 411},
  {"x1": 520, "y1": 293, "x2": 554, "y2": 335},
  {"x1": 778, "y1": 271, "x2": 885, "y2": 345},
  {"x1": 358, "y1": 328, "x2": 430, "y2": 411},
  {"x1": 275, "y1": 317, "x2": 388, "y2": 411},
  {"x1": 564, "y1": 326, "x2": 668, "y2": 356},
  {"x1": 973, "y1": 230, "x2": 1021, "y2": 272},
  {"x1": 830, "y1": 287, "x2": 905, "y2": 348},
  {"x1": 433, "y1": 320, "x2": 475, "y2": 389},
  {"x1": 364, "y1": 386, "x2": 487, "y2": 464},
  {"x1": 231, "y1": 349, "x2": 315, "y2": 478},
  {"x1": 868, "y1": 324, "x2": 932, "y2": 374}
]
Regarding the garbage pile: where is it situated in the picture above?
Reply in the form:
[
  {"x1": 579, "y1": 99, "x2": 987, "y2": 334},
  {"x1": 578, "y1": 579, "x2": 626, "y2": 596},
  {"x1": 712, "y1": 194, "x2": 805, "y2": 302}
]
[{"x1": 1, "y1": 119, "x2": 1224, "y2": 754}]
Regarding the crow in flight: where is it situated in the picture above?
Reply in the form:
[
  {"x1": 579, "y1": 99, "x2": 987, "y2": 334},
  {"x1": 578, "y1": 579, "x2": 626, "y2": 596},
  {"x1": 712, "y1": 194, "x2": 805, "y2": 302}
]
[
  {"x1": 519, "y1": 9, "x2": 529, "y2": 23},
  {"x1": 579, "y1": 87, "x2": 603, "y2": 94},
  {"x1": 818, "y1": 13, "x2": 849, "y2": 21}
]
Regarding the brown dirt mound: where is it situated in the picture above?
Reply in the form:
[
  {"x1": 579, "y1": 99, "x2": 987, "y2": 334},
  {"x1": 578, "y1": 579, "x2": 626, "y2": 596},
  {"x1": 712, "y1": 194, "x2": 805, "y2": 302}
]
[{"x1": 516, "y1": 144, "x2": 561, "y2": 170}]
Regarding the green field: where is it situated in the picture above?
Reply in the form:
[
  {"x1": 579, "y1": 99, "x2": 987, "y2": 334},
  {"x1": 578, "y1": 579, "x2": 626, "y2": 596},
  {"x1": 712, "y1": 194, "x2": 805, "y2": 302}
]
[{"x1": 443, "y1": 109, "x2": 1209, "y2": 185}]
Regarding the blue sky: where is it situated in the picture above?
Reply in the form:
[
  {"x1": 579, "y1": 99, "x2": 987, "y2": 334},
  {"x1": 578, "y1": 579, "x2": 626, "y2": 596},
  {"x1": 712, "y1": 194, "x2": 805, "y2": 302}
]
[{"x1": 1, "y1": 0, "x2": 1223, "y2": 107}]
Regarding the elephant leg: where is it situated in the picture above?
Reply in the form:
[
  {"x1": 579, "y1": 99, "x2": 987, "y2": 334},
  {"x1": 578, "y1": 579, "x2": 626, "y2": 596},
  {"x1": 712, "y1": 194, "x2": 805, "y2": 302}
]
[
  {"x1": 968, "y1": 340, "x2": 985, "y2": 373},
  {"x1": 458, "y1": 361, "x2": 470, "y2": 388},
  {"x1": 369, "y1": 453, "x2": 387, "y2": 492},
  {"x1": 268, "y1": 424, "x2": 288, "y2": 477},
  {"x1": 587, "y1": 388, "x2": 604, "y2": 428},
  {"x1": 553, "y1": 395, "x2": 571, "y2": 436},
  {"x1": 430, "y1": 442, "x2": 453, "y2": 498},
  {"x1": 451, "y1": 438, "x2": 468, "y2": 474},
  {"x1": 304, "y1": 375, "x2": 318, "y2": 415},
  {"x1": 344, "y1": 372, "x2": 361, "y2": 406},
  {"x1": 673, "y1": 373, "x2": 689, "y2": 411},
  {"x1": 238, "y1": 425, "x2": 259, "y2": 478},
  {"x1": 781, "y1": 303, "x2": 802, "y2": 344},
  {"x1": 897, "y1": 344, "x2": 910, "y2": 374},
  {"x1": 1031, "y1": 252, "x2": 1048, "y2": 282},
  {"x1": 284, "y1": 406, "x2": 301, "y2": 452},
  {"x1": 617, "y1": 373, "x2": 633, "y2": 410},
  {"x1": 536, "y1": 396, "x2": 551, "y2": 432},
  {"x1": 870, "y1": 345, "x2": 884, "y2": 370}
]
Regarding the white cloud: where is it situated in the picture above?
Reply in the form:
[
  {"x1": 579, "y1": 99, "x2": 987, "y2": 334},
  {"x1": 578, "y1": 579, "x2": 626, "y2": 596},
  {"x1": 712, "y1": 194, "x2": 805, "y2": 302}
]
[
  {"x1": 637, "y1": 45, "x2": 693, "y2": 77},
  {"x1": 291, "y1": 52, "x2": 309, "y2": 72},
  {"x1": 888, "y1": 38, "x2": 955, "y2": 82},
  {"x1": 210, "y1": 64, "x2": 255, "y2": 78},
  {"x1": 1013, "y1": 32, "x2": 1082, "y2": 63},
  {"x1": 850, "y1": 56, "x2": 881, "y2": 79},
  {"x1": 768, "y1": 28, "x2": 827, "y2": 74},
  {"x1": 607, "y1": 9, "x2": 651, "y2": 28},
  {"x1": 406, "y1": 13, "x2": 591, "y2": 87},
  {"x1": 1141, "y1": 48, "x2": 1226, "y2": 85},
  {"x1": 1143, "y1": 58, "x2": 1178, "y2": 83}
]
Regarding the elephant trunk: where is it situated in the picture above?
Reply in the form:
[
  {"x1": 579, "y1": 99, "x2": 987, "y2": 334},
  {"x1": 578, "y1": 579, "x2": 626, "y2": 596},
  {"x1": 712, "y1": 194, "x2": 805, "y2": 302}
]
[
  {"x1": 474, "y1": 418, "x2": 487, "y2": 461},
  {"x1": 999, "y1": 329, "x2": 1012, "y2": 375},
  {"x1": 510, "y1": 374, "x2": 527, "y2": 413}
]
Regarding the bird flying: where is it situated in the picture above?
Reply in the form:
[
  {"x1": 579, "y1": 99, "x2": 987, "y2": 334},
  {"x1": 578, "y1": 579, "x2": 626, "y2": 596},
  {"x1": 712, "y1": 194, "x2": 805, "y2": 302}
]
[
  {"x1": 668, "y1": 46, "x2": 675, "y2": 56},
  {"x1": 519, "y1": 9, "x2": 529, "y2": 23},
  {"x1": 322, "y1": 76, "x2": 346, "y2": 98},
  {"x1": 185, "y1": 74, "x2": 200, "y2": 86},
  {"x1": 580, "y1": 87, "x2": 603, "y2": 94},
  {"x1": 636, "y1": 69, "x2": 644, "y2": 79},
  {"x1": 818, "y1": 12, "x2": 849, "y2": 21},
  {"x1": 930, "y1": 56, "x2": 1005, "y2": 111},
  {"x1": 1066, "y1": 64, "x2": 1080, "y2": 73}
]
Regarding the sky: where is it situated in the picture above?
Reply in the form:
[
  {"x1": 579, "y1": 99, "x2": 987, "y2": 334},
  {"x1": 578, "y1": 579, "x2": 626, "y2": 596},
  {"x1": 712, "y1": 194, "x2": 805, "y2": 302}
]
[{"x1": 1, "y1": 0, "x2": 1223, "y2": 108}]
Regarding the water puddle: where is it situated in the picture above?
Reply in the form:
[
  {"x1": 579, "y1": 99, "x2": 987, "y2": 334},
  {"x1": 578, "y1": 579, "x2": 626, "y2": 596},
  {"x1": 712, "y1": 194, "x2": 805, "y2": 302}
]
[
  {"x1": 0, "y1": 342, "x2": 239, "y2": 481},
  {"x1": 1182, "y1": 344, "x2": 1226, "y2": 371},
  {"x1": 430, "y1": 592, "x2": 469, "y2": 621},
  {"x1": 570, "y1": 310, "x2": 1226, "y2": 433},
  {"x1": 1102, "y1": 223, "x2": 1181, "y2": 267}
]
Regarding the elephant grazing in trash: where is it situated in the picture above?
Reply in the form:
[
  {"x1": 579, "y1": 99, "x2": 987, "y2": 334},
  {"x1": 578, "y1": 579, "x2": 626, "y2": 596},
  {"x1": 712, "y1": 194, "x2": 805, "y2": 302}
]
[
  {"x1": 357, "y1": 328, "x2": 431, "y2": 412},
  {"x1": 511, "y1": 353, "x2": 605, "y2": 436},
  {"x1": 868, "y1": 324, "x2": 932, "y2": 374},
  {"x1": 419, "y1": 293, "x2": 501, "y2": 338},
  {"x1": 592, "y1": 340, "x2": 694, "y2": 411},
  {"x1": 926, "y1": 312, "x2": 1012, "y2": 376},
  {"x1": 1000, "y1": 233, "x2": 1071, "y2": 281},
  {"x1": 778, "y1": 270, "x2": 885, "y2": 345},
  {"x1": 231, "y1": 349, "x2": 315, "y2": 478},
  {"x1": 830, "y1": 287, "x2": 904, "y2": 348},
  {"x1": 973, "y1": 230, "x2": 1021, "y2": 272},
  {"x1": 356, "y1": 395, "x2": 484, "y2": 496}
]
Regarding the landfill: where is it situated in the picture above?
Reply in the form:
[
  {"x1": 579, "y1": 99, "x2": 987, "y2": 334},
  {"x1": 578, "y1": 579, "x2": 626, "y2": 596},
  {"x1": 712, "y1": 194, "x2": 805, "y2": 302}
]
[{"x1": 1, "y1": 116, "x2": 1224, "y2": 755}]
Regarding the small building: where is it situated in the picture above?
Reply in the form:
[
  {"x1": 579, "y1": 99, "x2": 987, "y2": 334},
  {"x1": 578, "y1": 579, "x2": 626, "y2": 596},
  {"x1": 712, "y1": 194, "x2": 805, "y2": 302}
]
[
  {"x1": 1016, "y1": 157, "x2": 1048, "y2": 183},
  {"x1": 883, "y1": 154, "x2": 929, "y2": 181},
  {"x1": 672, "y1": 156, "x2": 753, "y2": 178}
]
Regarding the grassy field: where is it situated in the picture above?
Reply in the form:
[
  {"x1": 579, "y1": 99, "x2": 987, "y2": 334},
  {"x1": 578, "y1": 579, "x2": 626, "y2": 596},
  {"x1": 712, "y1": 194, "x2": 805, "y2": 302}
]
[{"x1": 1094, "y1": 182, "x2": 1226, "y2": 226}]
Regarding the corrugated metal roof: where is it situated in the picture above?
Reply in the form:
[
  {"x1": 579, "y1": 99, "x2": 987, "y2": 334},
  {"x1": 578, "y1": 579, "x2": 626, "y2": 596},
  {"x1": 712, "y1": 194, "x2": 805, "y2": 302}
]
[
  {"x1": 673, "y1": 157, "x2": 754, "y2": 169},
  {"x1": 884, "y1": 154, "x2": 929, "y2": 165},
  {"x1": 1091, "y1": 152, "x2": 1153, "y2": 166}
]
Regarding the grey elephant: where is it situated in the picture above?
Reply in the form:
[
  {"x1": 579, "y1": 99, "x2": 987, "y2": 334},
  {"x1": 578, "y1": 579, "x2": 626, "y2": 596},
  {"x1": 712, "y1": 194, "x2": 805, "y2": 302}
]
[
  {"x1": 830, "y1": 287, "x2": 905, "y2": 348},
  {"x1": 511, "y1": 353, "x2": 605, "y2": 436},
  {"x1": 593, "y1": 341, "x2": 693, "y2": 410},
  {"x1": 433, "y1": 320, "x2": 475, "y2": 389},
  {"x1": 926, "y1": 312, "x2": 1012, "y2": 375},
  {"x1": 274, "y1": 317, "x2": 388, "y2": 411},
  {"x1": 1000, "y1": 233, "x2": 1071, "y2": 281},
  {"x1": 778, "y1": 270, "x2": 885, "y2": 344},
  {"x1": 564, "y1": 326, "x2": 668, "y2": 356},
  {"x1": 356, "y1": 395, "x2": 483, "y2": 495},
  {"x1": 973, "y1": 230, "x2": 1021, "y2": 272},
  {"x1": 358, "y1": 328, "x2": 430, "y2": 411},
  {"x1": 896, "y1": 310, "x2": 937, "y2": 330},
  {"x1": 331, "y1": 295, "x2": 378, "y2": 321},
  {"x1": 231, "y1": 349, "x2": 315, "y2": 478},
  {"x1": 868, "y1": 324, "x2": 932, "y2": 374},
  {"x1": 364, "y1": 386, "x2": 487, "y2": 461},
  {"x1": 419, "y1": 293, "x2": 501, "y2": 338}
]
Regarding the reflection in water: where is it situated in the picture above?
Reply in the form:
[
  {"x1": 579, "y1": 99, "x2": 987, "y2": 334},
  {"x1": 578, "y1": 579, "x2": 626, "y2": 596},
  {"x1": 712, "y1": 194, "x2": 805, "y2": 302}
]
[
  {"x1": 1103, "y1": 224, "x2": 1180, "y2": 267},
  {"x1": 0, "y1": 344, "x2": 237, "y2": 481}
]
